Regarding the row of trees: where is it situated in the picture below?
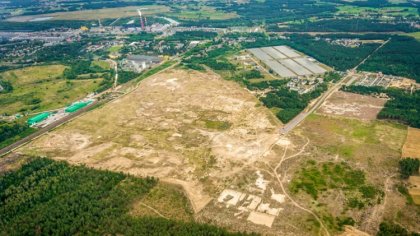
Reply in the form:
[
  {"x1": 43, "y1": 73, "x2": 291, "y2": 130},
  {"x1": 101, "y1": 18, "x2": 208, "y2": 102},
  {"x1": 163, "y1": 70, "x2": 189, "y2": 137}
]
[{"x1": 0, "y1": 158, "x2": 248, "y2": 235}]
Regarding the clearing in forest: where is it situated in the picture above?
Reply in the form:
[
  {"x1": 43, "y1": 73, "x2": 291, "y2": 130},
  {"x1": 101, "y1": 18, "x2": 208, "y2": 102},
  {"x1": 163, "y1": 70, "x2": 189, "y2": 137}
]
[
  {"x1": 20, "y1": 69, "x2": 281, "y2": 213},
  {"x1": 317, "y1": 91, "x2": 387, "y2": 121}
]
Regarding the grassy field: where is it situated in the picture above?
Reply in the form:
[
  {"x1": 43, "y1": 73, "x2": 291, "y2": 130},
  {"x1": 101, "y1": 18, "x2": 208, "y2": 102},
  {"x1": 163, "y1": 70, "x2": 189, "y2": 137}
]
[
  {"x1": 168, "y1": 5, "x2": 238, "y2": 21},
  {"x1": 6, "y1": 5, "x2": 170, "y2": 22},
  {"x1": 0, "y1": 65, "x2": 102, "y2": 115},
  {"x1": 404, "y1": 32, "x2": 420, "y2": 41},
  {"x1": 130, "y1": 182, "x2": 194, "y2": 222},
  {"x1": 91, "y1": 60, "x2": 111, "y2": 70},
  {"x1": 108, "y1": 45, "x2": 123, "y2": 53},
  {"x1": 336, "y1": 6, "x2": 419, "y2": 17}
]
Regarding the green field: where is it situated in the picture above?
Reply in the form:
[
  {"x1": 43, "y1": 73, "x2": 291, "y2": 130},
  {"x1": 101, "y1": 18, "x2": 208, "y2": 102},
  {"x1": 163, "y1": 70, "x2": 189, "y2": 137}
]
[
  {"x1": 404, "y1": 32, "x2": 420, "y2": 41},
  {"x1": 108, "y1": 45, "x2": 123, "y2": 53},
  {"x1": 167, "y1": 5, "x2": 238, "y2": 21},
  {"x1": 91, "y1": 60, "x2": 111, "y2": 70},
  {"x1": 336, "y1": 6, "x2": 419, "y2": 17},
  {"x1": 0, "y1": 65, "x2": 102, "y2": 115}
]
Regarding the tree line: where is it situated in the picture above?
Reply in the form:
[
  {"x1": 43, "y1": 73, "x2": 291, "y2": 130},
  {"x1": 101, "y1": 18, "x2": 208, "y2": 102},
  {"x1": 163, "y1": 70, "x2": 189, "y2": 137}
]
[
  {"x1": 342, "y1": 85, "x2": 420, "y2": 128},
  {"x1": 0, "y1": 158, "x2": 251, "y2": 235}
]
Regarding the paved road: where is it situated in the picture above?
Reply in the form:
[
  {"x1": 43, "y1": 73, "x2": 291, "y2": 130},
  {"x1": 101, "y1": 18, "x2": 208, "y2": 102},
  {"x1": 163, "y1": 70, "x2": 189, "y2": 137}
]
[
  {"x1": 280, "y1": 75, "x2": 349, "y2": 135},
  {"x1": 0, "y1": 101, "x2": 100, "y2": 157},
  {"x1": 280, "y1": 38, "x2": 390, "y2": 135}
]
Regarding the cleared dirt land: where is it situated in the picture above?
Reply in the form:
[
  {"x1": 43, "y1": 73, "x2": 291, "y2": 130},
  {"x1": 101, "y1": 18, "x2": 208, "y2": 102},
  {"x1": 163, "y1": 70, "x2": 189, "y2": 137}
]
[
  {"x1": 20, "y1": 69, "x2": 281, "y2": 213},
  {"x1": 317, "y1": 91, "x2": 387, "y2": 121},
  {"x1": 402, "y1": 127, "x2": 420, "y2": 159},
  {"x1": 6, "y1": 5, "x2": 169, "y2": 22}
]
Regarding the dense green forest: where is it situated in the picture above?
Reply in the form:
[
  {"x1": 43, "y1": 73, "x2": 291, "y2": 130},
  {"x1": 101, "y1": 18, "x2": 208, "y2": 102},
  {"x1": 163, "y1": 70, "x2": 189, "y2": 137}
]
[
  {"x1": 0, "y1": 158, "x2": 249, "y2": 235},
  {"x1": 359, "y1": 36, "x2": 420, "y2": 83},
  {"x1": 342, "y1": 85, "x2": 420, "y2": 128}
]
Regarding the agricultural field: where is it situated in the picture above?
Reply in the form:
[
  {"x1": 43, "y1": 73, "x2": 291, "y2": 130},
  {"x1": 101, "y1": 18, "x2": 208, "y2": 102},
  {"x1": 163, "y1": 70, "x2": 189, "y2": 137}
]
[
  {"x1": 336, "y1": 6, "x2": 419, "y2": 17},
  {"x1": 317, "y1": 91, "x2": 387, "y2": 121},
  {"x1": 167, "y1": 5, "x2": 239, "y2": 21},
  {"x1": 402, "y1": 127, "x2": 420, "y2": 159},
  {"x1": 6, "y1": 5, "x2": 170, "y2": 22},
  {"x1": 0, "y1": 65, "x2": 102, "y2": 115},
  {"x1": 19, "y1": 68, "x2": 281, "y2": 214}
]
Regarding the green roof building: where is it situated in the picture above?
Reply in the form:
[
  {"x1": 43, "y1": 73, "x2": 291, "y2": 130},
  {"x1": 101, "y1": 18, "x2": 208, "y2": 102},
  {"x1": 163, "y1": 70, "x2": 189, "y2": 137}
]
[
  {"x1": 27, "y1": 112, "x2": 51, "y2": 126},
  {"x1": 65, "y1": 101, "x2": 93, "y2": 113}
]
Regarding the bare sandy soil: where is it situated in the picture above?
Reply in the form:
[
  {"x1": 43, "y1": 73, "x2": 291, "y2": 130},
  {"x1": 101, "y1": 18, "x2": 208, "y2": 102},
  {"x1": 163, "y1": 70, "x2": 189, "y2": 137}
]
[
  {"x1": 317, "y1": 91, "x2": 387, "y2": 121},
  {"x1": 402, "y1": 127, "x2": 420, "y2": 159},
  {"x1": 19, "y1": 69, "x2": 281, "y2": 213}
]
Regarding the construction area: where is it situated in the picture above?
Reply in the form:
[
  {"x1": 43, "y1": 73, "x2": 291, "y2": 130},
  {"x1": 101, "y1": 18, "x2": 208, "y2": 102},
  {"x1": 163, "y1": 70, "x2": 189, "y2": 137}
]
[
  {"x1": 19, "y1": 69, "x2": 282, "y2": 214},
  {"x1": 346, "y1": 71, "x2": 419, "y2": 91},
  {"x1": 316, "y1": 91, "x2": 387, "y2": 120},
  {"x1": 247, "y1": 46, "x2": 328, "y2": 78}
]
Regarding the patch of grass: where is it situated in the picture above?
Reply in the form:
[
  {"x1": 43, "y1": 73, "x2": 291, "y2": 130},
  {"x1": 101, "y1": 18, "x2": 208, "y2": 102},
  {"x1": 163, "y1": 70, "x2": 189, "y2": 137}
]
[
  {"x1": 108, "y1": 45, "x2": 123, "y2": 53},
  {"x1": 168, "y1": 5, "x2": 238, "y2": 21},
  {"x1": 336, "y1": 6, "x2": 418, "y2": 17},
  {"x1": 403, "y1": 32, "x2": 420, "y2": 41},
  {"x1": 91, "y1": 60, "x2": 111, "y2": 70},
  {"x1": 131, "y1": 183, "x2": 193, "y2": 222},
  {"x1": 290, "y1": 161, "x2": 381, "y2": 208},
  {"x1": 323, "y1": 145, "x2": 355, "y2": 158},
  {"x1": 204, "y1": 120, "x2": 231, "y2": 131},
  {"x1": 397, "y1": 184, "x2": 414, "y2": 205}
]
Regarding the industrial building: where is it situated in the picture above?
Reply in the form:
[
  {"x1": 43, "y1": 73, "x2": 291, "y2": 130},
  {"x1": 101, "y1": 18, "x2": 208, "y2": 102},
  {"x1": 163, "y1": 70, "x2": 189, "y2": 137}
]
[
  {"x1": 121, "y1": 55, "x2": 161, "y2": 73},
  {"x1": 248, "y1": 46, "x2": 327, "y2": 78},
  {"x1": 27, "y1": 112, "x2": 51, "y2": 126}
]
